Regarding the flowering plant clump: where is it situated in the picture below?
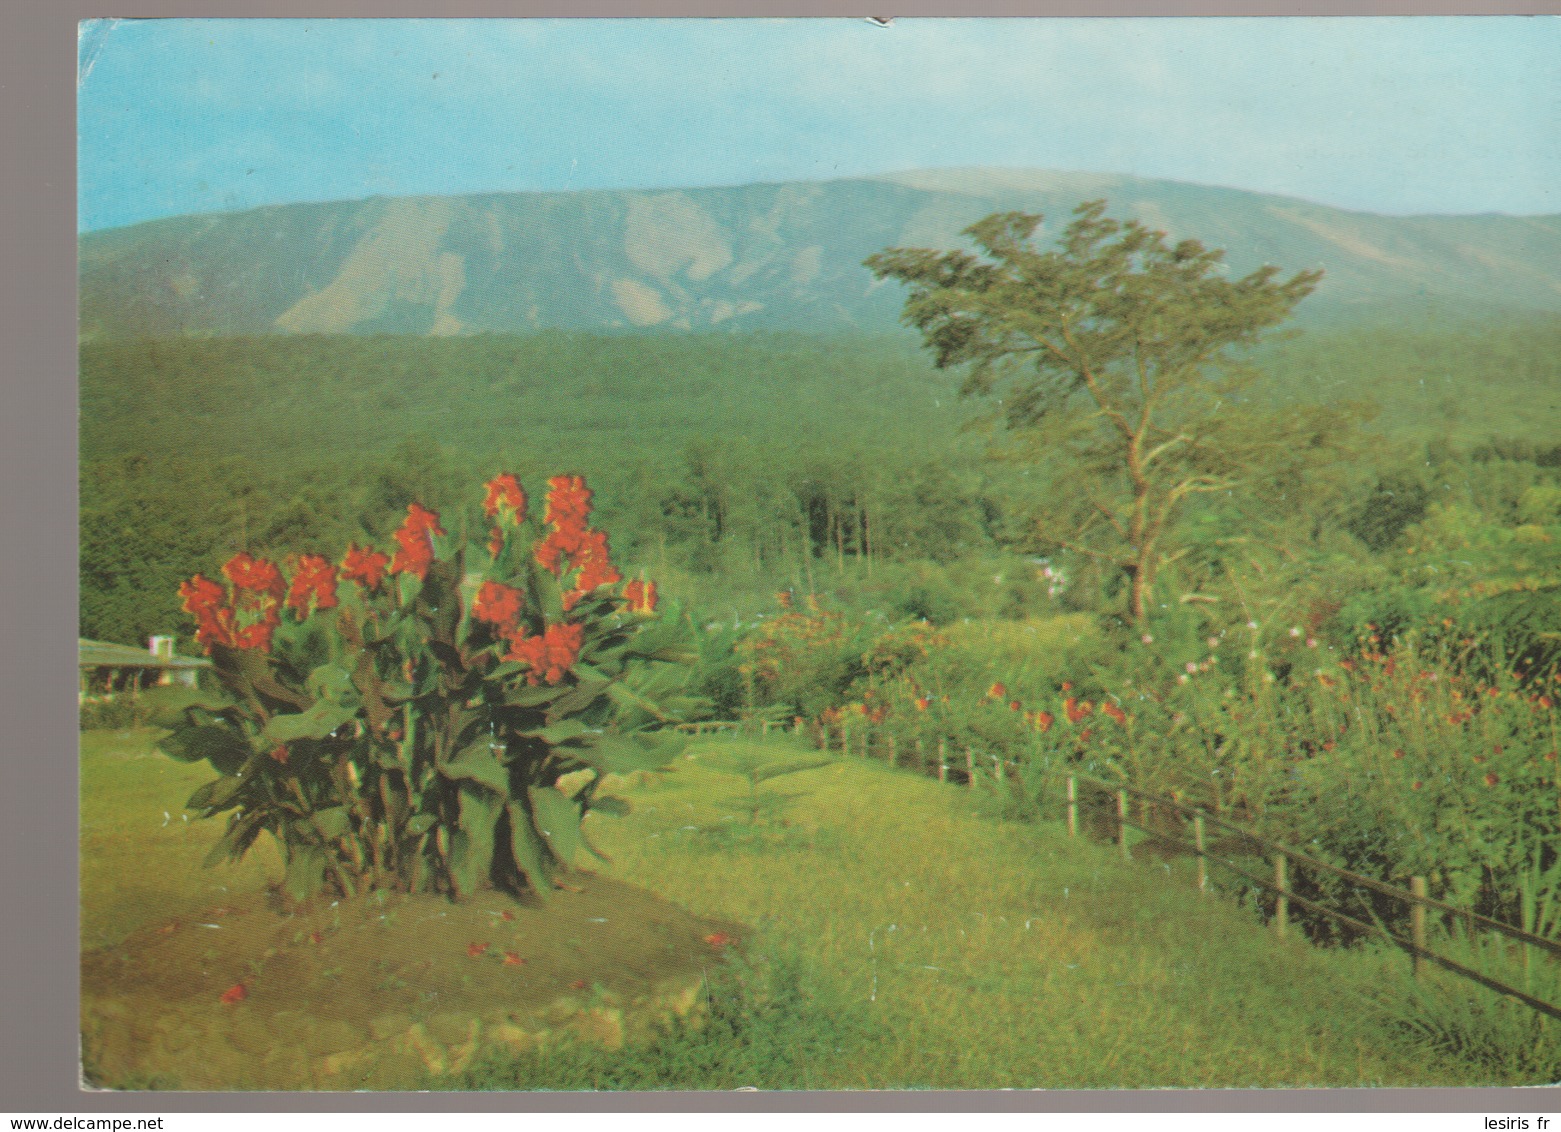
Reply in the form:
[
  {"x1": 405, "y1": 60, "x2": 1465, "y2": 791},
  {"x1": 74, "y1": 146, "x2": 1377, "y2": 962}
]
[{"x1": 150, "y1": 474, "x2": 700, "y2": 904}]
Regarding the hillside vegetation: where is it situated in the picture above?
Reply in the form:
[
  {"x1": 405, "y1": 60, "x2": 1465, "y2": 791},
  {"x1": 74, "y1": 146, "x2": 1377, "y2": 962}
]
[{"x1": 79, "y1": 170, "x2": 1561, "y2": 340}]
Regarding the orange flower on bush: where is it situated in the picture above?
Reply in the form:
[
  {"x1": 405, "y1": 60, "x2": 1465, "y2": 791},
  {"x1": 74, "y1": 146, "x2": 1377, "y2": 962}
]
[
  {"x1": 988, "y1": 682, "x2": 1007, "y2": 701},
  {"x1": 483, "y1": 473, "x2": 527, "y2": 524},
  {"x1": 623, "y1": 579, "x2": 659, "y2": 615},
  {"x1": 223, "y1": 552, "x2": 285, "y2": 601},
  {"x1": 1034, "y1": 710, "x2": 1054, "y2": 733},
  {"x1": 1484, "y1": 772, "x2": 1499, "y2": 788},
  {"x1": 1063, "y1": 697, "x2": 1093, "y2": 725},
  {"x1": 544, "y1": 475, "x2": 593, "y2": 528},
  {"x1": 562, "y1": 529, "x2": 621, "y2": 610},
  {"x1": 285, "y1": 554, "x2": 338, "y2": 620},
  {"x1": 504, "y1": 621, "x2": 584, "y2": 685},
  {"x1": 389, "y1": 503, "x2": 445, "y2": 582},
  {"x1": 1102, "y1": 702, "x2": 1127, "y2": 726},
  {"x1": 472, "y1": 581, "x2": 524, "y2": 633},
  {"x1": 340, "y1": 542, "x2": 390, "y2": 591},
  {"x1": 180, "y1": 573, "x2": 237, "y2": 650}
]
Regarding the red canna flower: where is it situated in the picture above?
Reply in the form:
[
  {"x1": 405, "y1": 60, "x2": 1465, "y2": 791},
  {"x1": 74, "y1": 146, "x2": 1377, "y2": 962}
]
[
  {"x1": 488, "y1": 526, "x2": 504, "y2": 559},
  {"x1": 234, "y1": 619, "x2": 278, "y2": 653},
  {"x1": 544, "y1": 475, "x2": 593, "y2": 528},
  {"x1": 623, "y1": 579, "x2": 659, "y2": 615},
  {"x1": 180, "y1": 574, "x2": 238, "y2": 651},
  {"x1": 1102, "y1": 702, "x2": 1127, "y2": 726},
  {"x1": 504, "y1": 621, "x2": 584, "y2": 685},
  {"x1": 223, "y1": 552, "x2": 285, "y2": 602},
  {"x1": 1009, "y1": 700, "x2": 1022, "y2": 712},
  {"x1": 483, "y1": 473, "x2": 527, "y2": 524},
  {"x1": 563, "y1": 529, "x2": 621, "y2": 610},
  {"x1": 534, "y1": 519, "x2": 585, "y2": 576},
  {"x1": 389, "y1": 504, "x2": 444, "y2": 582},
  {"x1": 340, "y1": 543, "x2": 390, "y2": 591},
  {"x1": 914, "y1": 696, "x2": 931, "y2": 712},
  {"x1": 1035, "y1": 711, "x2": 1054, "y2": 733},
  {"x1": 472, "y1": 581, "x2": 525, "y2": 633},
  {"x1": 284, "y1": 554, "x2": 339, "y2": 620},
  {"x1": 988, "y1": 682, "x2": 1007, "y2": 701},
  {"x1": 220, "y1": 983, "x2": 247, "y2": 1005}
]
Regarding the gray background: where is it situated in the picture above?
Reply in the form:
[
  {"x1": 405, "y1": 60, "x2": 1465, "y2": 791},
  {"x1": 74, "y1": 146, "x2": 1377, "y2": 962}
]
[{"x1": 9, "y1": 0, "x2": 1561, "y2": 1114}]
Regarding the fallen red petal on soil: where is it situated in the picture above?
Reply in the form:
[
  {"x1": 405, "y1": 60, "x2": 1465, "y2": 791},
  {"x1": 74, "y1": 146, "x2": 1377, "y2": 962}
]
[
  {"x1": 467, "y1": 942, "x2": 490, "y2": 958},
  {"x1": 156, "y1": 922, "x2": 178, "y2": 935},
  {"x1": 703, "y1": 932, "x2": 734, "y2": 948},
  {"x1": 499, "y1": 911, "x2": 516, "y2": 922},
  {"x1": 503, "y1": 952, "x2": 526, "y2": 966},
  {"x1": 570, "y1": 979, "x2": 588, "y2": 990},
  {"x1": 219, "y1": 983, "x2": 247, "y2": 1005}
]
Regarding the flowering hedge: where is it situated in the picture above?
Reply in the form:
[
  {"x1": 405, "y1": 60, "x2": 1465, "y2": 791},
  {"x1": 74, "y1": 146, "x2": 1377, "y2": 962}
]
[{"x1": 150, "y1": 474, "x2": 698, "y2": 904}]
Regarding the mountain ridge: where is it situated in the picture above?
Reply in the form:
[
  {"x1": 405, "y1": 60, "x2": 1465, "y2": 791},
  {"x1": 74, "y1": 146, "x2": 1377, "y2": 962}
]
[{"x1": 79, "y1": 168, "x2": 1561, "y2": 340}]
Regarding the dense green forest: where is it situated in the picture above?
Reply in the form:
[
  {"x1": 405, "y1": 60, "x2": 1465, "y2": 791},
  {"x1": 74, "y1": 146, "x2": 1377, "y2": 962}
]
[{"x1": 80, "y1": 317, "x2": 1561, "y2": 651}]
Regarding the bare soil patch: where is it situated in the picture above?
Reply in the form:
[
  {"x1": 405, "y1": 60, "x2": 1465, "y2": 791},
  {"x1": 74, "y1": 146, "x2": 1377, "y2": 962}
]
[{"x1": 81, "y1": 873, "x2": 740, "y2": 1091}]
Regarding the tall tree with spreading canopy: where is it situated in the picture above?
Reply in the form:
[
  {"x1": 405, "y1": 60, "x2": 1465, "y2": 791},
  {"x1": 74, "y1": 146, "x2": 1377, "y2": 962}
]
[{"x1": 867, "y1": 200, "x2": 1357, "y2": 625}]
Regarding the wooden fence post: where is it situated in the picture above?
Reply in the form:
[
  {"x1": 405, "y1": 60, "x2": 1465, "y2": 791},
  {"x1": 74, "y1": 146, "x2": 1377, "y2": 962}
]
[
  {"x1": 1410, "y1": 876, "x2": 1428, "y2": 978},
  {"x1": 1274, "y1": 855, "x2": 1289, "y2": 940},
  {"x1": 1066, "y1": 776, "x2": 1078, "y2": 838},
  {"x1": 937, "y1": 739, "x2": 948, "y2": 784},
  {"x1": 965, "y1": 747, "x2": 976, "y2": 789},
  {"x1": 1117, "y1": 791, "x2": 1130, "y2": 860},
  {"x1": 992, "y1": 754, "x2": 1003, "y2": 789},
  {"x1": 1193, "y1": 813, "x2": 1207, "y2": 894}
]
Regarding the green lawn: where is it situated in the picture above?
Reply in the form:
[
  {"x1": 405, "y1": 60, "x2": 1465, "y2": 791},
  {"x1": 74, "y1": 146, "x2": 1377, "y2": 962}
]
[
  {"x1": 79, "y1": 729, "x2": 283, "y2": 951},
  {"x1": 80, "y1": 728, "x2": 1533, "y2": 1090},
  {"x1": 552, "y1": 736, "x2": 1524, "y2": 1090}
]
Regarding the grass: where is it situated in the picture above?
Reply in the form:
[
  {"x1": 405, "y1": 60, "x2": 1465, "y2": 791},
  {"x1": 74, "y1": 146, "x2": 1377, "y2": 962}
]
[
  {"x1": 81, "y1": 727, "x2": 1549, "y2": 1089},
  {"x1": 457, "y1": 735, "x2": 1527, "y2": 1090},
  {"x1": 79, "y1": 728, "x2": 282, "y2": 950}
]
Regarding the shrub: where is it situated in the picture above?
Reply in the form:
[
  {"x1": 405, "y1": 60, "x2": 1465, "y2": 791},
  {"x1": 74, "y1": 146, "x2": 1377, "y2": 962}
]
[{"x1": 147, "y1": 474, "x2": 702, "y2": 904}]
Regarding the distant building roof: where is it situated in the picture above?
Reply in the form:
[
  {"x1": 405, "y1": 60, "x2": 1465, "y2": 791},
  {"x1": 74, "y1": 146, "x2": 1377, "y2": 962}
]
[{"x1": 78, "y1": 639, "x2": 211, "y2": 670}]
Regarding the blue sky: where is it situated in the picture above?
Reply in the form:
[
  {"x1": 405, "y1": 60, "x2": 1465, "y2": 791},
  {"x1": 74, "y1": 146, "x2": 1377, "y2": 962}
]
[{"x1": 77, "y1": 17, "x2": 1560, "y2": 232}]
